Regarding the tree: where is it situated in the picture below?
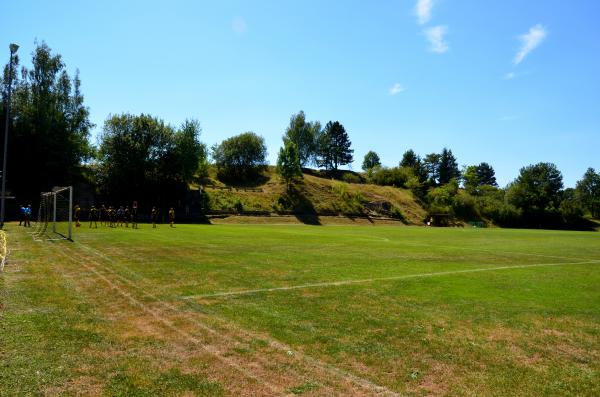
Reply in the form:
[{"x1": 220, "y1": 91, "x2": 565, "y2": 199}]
[
  {"x1": 507, "y1": 162, "x2": 563, "y2": 219},
  {"x1": 462, "y1": 165, "x2": 480, "y2": 194},
  {"x1": 423, "y1": 153, "x2": 441, "y2": 186},
  {"x1": 97, "y1": 114, "x2": 205, "y2": 205},
  {"x1": 212, "y1": 132, "x2": 267, "y2": 182},
  {"x1": 559, "y1": 188, "x2": 584, "y2": 222},
  {"x1": 362, "y1": 151, "x2": 381, "y2": 171},
  {"x1": 576, "y1": 168, "x2": 600, "y2": 218},
  {"x1": 316, "y1": 121, "x2": 353, "y2": 170},
  {"x1": 283, "y1": 111, "x2": 321, "y2": 167},
  {"x1": 475, "y1": 162, "x2": 497, "y2": 187},
  {"x1": 400, "y1": 149, "x2": 419, "y2": 168},
  {"x1": 172, "y1": 120, "x2": 208, "y2": 183},
  {"x1": 2, "y1": 41, "x2": 93, "y2": 200},
  {"x1": 438, "y1": 148, "x2": 460, "y2": 185},
  {"x1": 400, "y1": 149, "x2": 428, "y2": 183},
  {"x1": 277, "y1": 141, "x2": 303, "y2": 190},
  {"x1": 463, "y1": 162, "x2": 498, "y2": 194}
]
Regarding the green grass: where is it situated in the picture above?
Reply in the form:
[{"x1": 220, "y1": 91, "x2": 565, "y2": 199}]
[{"x1": 2, "y1": 223, "x2": 599, "y2": 396}]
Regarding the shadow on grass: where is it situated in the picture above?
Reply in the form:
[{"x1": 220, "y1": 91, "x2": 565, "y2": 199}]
[{"x1": 278, "y1": 185, "x2": 321, "y2": 225}]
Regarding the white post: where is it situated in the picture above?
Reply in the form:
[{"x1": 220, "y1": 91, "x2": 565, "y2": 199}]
[
  {"x1": 68, "y1": 186, "x2": 73, "y2": 241},
  {"x1": 52, "y1": 191, "x2": 57, "y2": 233}
]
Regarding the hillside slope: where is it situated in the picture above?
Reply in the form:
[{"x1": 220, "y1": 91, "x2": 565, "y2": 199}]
[{"x1": 199, "y1": 168, "x2": 427, "y2": 225}]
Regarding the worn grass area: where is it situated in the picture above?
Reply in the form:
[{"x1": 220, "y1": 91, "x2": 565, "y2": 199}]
[{"x1": 1, "y1": 223, "x2": 599, "y2": 396}]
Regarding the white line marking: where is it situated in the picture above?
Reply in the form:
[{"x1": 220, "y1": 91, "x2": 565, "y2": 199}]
[
  {"x1": 51, "y1": 246, "x2": 286, "y2": 395},
  {"x1": 183, "y1": 260, "x2": 600, "y2": 299},
  {"x1": 69, "y1": 239, "x2": 401, "y2": 396}
]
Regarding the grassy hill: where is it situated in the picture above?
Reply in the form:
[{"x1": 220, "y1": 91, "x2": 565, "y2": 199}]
[{"x1": 195, "y1": 167, "x2": 427, "y2": 225}]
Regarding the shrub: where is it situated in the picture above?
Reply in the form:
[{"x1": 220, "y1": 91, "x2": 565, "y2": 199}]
[
  {"x1": 370, "y1": 166, "x2": 411, "y2": 187},
  {"x1": 390, "y1": 207, "x2": 408, "y2": 223},
  {"x1": 341, "y1": 172, "x2": 363, "y2": 184}
]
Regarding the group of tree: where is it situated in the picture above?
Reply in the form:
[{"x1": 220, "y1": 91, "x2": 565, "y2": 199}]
[
  {"x1": 3, "y1": 43, "x2": 598, "y2": 228},
  {"x1": 1, "y1": 41, "x2": 93, "y2": 201},
  {"x1": 276, "y1": 111, "x2": 355, "y2": 189},
  {"x1": 360, "y1": 146, "x2": 599, "y2": 228},
  {"x1": 96, "y1": 115, "x2": 207, "y2": 206},
  {"x1": 1, "y1": 41, "x2": 208, "y2": 209}
]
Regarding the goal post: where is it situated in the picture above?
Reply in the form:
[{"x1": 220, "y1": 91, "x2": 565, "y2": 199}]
[{"x1": 33, "y1": 186, "x2": 73, "y2": 241}]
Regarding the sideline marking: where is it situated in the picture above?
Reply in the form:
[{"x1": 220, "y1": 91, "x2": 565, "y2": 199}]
[{"x1": 183, "y1": 260, "x2": 600, "y2": 300}]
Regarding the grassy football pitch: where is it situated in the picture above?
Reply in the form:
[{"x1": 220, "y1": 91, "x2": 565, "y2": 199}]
[{"x1": 1, "y1": 223, "x2": 600, "y2": 396}]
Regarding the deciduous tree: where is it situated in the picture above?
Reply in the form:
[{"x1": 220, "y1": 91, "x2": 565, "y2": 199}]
[
  {"x1": 362, "y1": 151, "x2": 381, "y2": 171},
  {"x1": 212, "y1": 132, "x2": 267, "y2": 182},
  {"x1": 277, "y1": 141, "x2": 303, "y2": 190},
  {"x1": 283, "y1": 111, "x2": 321, "y2": 166},
  {"x1": 576, "y1": 168, "x2": 600, "y2": 218}
]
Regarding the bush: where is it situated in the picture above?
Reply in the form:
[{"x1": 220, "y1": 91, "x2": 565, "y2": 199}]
[
  {"x1": 390, "y1": 207, "x2": 408, "y2": 223},
  {"x1": 369, "y1": 166, "x2": 412, "y2": 187},
  {"x1": 341, "y1": 172, "x2": 363, "y2": 184},
  {"x1": 452, "y1": 190, "x2": 480, "y2": 220},
  {"x1": 426, "y1": 180, "x2": 459, "y2": 215}
]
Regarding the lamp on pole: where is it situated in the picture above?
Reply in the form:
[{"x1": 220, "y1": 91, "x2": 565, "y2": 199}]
[{"x1": 1, "y1": 43, "x2": 19, "y2": 229}]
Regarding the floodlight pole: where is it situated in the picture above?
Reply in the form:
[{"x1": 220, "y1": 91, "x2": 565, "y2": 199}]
[{"x1": 1, "y1": 43, "x2": 19, "y2": 230}]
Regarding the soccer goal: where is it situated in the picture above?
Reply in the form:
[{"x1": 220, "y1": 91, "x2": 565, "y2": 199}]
[{"x1": 32, "y1": 186, "x2": 73, "y2": 241}]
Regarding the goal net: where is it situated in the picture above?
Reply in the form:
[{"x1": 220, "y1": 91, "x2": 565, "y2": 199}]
[{"x1": 32, "y1": 186, "x2": 73, "y2": 241}]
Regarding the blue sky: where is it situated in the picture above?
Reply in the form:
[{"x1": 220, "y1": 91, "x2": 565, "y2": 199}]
[{"x1": 2, "y1": 0, "x2": 599, "y2": 187}]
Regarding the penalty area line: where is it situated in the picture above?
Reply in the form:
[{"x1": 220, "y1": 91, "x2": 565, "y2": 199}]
[{"x1": 182, "y1": 260, "x2": 600, "y2": 300}]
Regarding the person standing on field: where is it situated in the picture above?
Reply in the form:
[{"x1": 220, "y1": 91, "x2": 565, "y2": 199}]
[
  {"x1": 151, "y1": 206, "x2": 158, "y2": 228},
  {"x1": 23, "y1": 205, "x2": 31, "y2": 227},
  {"x1": 131, "y1": 201, "x2": 138, "y2": 229},
  {"x1": 74, "y1": 205, "x2": 81, "y2": 227},
  {"x1": 18, "y1": 204, "x2": 25, "y2": 226},
  {"x1": 124, "y1": 206, "x2": 130, "y2": 228},
  {"x1": 116, "y1": 206, "x2": 124, "y2": 227},
  {"x1": 89, "y1": 205, "x2": 98, "y2": 228},
  {"x1": 168, "y1": 207, "x2": 175, "y2": 227},
  {"x1": 99, "y1": 204, "x2": 106, "y2": 226}
]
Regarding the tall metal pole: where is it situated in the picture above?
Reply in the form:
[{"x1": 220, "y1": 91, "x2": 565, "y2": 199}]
[
  {"x1": 68, "y1": 186, "x2": 73, "y2": 241},
  {"x1": 1, "y1": 44, "x2": 19, "y2": 229}
]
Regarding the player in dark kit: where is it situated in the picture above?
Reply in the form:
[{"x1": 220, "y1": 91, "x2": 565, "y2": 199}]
[
  {"x1": 124, "y1": 206, "x2": 131, "y2": 228},
  {"x1": 74, "y1": 205, "x2": 81, "y2": 227},
  {"x1": 168, "y1": 207, "x2": 175, "y2": 227},
  {"x1": 116, "y1": 206, "x2": 124, "y2": 227},
  {"x1": 89, "y1": 205, "x2": 98, "y2": 228},
  {"x1": 131, "y1": 201, "x2": 138, "y2": 229},
  {"x1": 108, "y1": 206, "x2": 115, "y2": 228},
  {"x1": 151, "y1": 206, "x2": 158, "y2": 228},
  {"x1": 99, "y1": 205, "x2": 107, "y2": 226}
]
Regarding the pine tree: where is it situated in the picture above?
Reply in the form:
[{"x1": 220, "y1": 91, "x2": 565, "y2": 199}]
[
  {"x1": 438, "y1": 148, "x2": 460, "y2": 185},
  {"x1": 316, "y1": 121, "x2": 353, "y2": 170}
]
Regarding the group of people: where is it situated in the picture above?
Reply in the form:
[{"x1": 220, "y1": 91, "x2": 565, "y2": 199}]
[
  {"x1": 74, "y1": 201, "x2": 176, "y2": 229},
  {"x1": 18, "y1": 204, "x2": 33, "y2": 227}
]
